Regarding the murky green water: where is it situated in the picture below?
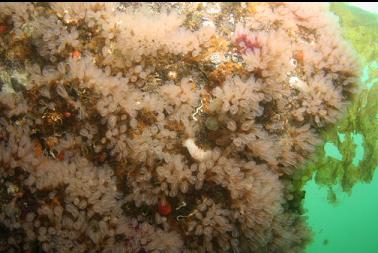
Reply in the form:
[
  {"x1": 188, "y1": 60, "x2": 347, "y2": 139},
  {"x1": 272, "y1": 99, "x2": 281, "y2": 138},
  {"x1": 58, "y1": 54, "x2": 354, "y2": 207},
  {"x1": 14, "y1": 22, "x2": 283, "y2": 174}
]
[{"x1": 304, "y1": 3, "x2": 378, "y2": 252}]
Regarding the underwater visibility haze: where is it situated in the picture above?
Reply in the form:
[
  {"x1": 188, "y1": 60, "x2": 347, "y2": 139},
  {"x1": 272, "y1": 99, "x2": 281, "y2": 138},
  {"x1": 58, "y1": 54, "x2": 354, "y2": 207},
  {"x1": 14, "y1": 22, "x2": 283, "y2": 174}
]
[{"x1": 0, "y1": 2, "x2": 377, "y2": 253}]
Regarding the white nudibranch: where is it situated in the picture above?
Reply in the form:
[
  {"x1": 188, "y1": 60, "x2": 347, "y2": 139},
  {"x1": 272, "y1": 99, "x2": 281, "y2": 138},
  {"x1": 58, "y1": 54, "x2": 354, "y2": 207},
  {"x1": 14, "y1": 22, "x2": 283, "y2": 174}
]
[
  {"x1": 289, "y1": 76, "x2": 309, "y2": 92},
  {"x1": 183, "y1": 138, "x2": 211, "y2": 162}
]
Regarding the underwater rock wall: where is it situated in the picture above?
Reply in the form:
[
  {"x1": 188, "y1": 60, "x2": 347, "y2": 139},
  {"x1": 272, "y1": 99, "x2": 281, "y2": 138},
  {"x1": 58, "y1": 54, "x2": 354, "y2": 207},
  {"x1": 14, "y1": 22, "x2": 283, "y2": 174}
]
[{"x1": 0, "y1": 3, "x2": 360, "y2": 253}]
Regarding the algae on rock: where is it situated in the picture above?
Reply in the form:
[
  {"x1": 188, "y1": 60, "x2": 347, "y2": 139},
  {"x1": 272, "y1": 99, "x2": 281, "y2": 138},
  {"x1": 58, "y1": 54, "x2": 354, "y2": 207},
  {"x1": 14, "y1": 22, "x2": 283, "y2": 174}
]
[{"x1": 300, "y1": 3, "x2": 378, "y2": 201}]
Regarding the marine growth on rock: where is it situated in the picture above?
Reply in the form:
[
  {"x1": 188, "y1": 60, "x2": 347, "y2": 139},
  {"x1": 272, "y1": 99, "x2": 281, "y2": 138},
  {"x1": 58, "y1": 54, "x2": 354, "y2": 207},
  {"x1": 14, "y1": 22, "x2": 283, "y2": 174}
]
[{"x1": 0, "y1": 3, "x2": 360, "y2": 253}]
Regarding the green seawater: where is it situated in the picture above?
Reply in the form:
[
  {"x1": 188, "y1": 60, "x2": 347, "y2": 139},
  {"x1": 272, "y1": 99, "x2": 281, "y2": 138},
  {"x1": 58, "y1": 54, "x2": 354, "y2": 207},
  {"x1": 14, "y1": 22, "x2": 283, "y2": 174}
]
[{"x1": 304, "y1": 3, "x2": 378, "y2": 253}]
